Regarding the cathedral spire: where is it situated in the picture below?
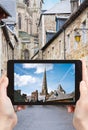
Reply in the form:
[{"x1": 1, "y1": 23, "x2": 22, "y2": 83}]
[{"x1": 41, "y1": 68, "x2": 48, "y2": 95}]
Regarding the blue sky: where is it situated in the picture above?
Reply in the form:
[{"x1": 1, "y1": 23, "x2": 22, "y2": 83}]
[
  {"x1": 14, "y1": 63, "x2": 75, "y2": 96},
  {"x1": 42, "y1": 0, "x2": 60, "y2": 10}
]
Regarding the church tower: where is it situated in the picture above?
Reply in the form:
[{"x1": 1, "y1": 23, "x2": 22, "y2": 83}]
[
  {"x1": 41, "y1": 68, "x2": 48, "y2": 95},
  {"x1": 29, "y1": 0, "x2": 44, "y2": 36}
]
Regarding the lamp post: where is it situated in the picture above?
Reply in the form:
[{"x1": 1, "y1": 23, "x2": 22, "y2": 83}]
[
  {"x1": 74, "y1": 28, "x2": 88, "y2": 43},
  {"x1": 74, "y1": 31, "x2": 81, "y2": 43}
]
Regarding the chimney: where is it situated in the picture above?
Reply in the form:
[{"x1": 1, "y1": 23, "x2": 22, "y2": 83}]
[{"x1": 70, "y1": 0, "x2": 79, "y2": 13}]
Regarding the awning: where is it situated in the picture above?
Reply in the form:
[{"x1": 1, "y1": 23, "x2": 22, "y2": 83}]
[{"x1": 19, "y1": 31, "x2": 30, "y2": 40}]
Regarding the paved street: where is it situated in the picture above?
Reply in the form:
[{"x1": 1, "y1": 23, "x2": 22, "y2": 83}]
[{"x1": 14, "y1": 105, "x2": 75, "y2": 130}]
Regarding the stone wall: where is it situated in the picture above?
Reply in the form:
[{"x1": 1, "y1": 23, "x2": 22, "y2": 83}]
[
  {"x1": 0, "y1": 28, "x2": 15, "y2": 75},
  {"x1": 42, "y1": 7, "x2": 88, "y2": 65}
]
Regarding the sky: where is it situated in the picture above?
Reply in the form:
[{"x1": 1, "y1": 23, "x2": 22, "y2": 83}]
[
  {"x1": 14, "y1": 63, "x2": 75, "y2": 96},
  {"x1": 42, "y1": 0, "x2": 60, "y2": 10}
]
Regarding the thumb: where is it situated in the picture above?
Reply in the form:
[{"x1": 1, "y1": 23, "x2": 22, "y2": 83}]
[
  {"x1": 79, "y1": 81, "x2": 88, "y2": 98},
  {"x1": 0, "y1": 75, "x2": 9, "y2": 98}
]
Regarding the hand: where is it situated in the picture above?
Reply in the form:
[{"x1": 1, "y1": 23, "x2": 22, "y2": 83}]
[
  {"x1": 73, "y1": 81, "x2": 88, "y2": 130},
  {"x1": 68, "y1": 60, "x2": 88, "y2": 130},
  {"x1": 0, "y1": 74, "x2": 17, "y2": 130}
]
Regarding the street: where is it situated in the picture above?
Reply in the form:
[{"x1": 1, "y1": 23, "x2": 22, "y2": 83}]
[{"x1": 14, "y1": 105, "x2": 75, "y2": 130}]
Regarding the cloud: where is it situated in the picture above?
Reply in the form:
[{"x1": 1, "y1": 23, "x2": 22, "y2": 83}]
[
  {"x1": 23, "y1": 63, "x2": 53, "y2": 74},
  {"x1": 14, "y1": 73, "x2": 40, "y2": 87},
  {"x1": 48, "y1": 87, "x2": 54, "y2": 93}
]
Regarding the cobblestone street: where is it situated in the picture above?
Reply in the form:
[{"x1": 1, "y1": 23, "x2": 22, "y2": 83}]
[{"x1": 14, "y1": 105, "x2": 75, "y2": 130}]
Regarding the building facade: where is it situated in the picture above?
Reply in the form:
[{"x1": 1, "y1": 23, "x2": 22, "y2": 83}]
[
  {"x1": 17, "y1": 0, "x2": 43, "y2": 59},
  {"x1": 32, "y1": 0, "x2": 88, "y2": 69},
  {"x1": 42, "y1": 0, "x2": 88, "y2": 63},
  {"x1": 17, "y1": 0, "x2": 32, "y2": 59},
  {"x1": 0, "y1": 4, "x2": 11, "y2": 76},
  {"x1": 0, "y1": 0, "x2": 18, "y2": 76},
  {"x1": 38, "y1": 0, "x2": 71, "y2": 49},
  {"x1": 35, "y1": 0, "x2": 71, "y2": 59},
  {"x1": 1, "y1": 23, "x2": 15, "y2": 74}
]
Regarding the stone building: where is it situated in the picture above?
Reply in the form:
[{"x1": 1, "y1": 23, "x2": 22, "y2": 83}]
[
  {"x1": 31, "y1": 90, "x2": 38, "y2": 102},
  {"x1": 32, "y1": 0, "x2": 71, "y2": 59},
  {"x1": 14, "y1": 90, "x2": 27, "y2": 102},
  {"x1": 39, "y1": 0, "x2": 71, "y2": 48},
  {"x1": 1, "y1": 21, "x2": 17, "y2": 73},
  {"x1": 29, "y1": 0, "x2": 43, "y2": 36},
  {"x1": 0, "y1": 4, "x2": 10, "y2": 76},
  {"x1": 0, "y1": 0, "x2": 18, "y2": 76},
  {"x1": 17, "y1": 0, "x2": 44, "y2": 59},
  {"x1": 17, "y1": 0, "x2": 32, "y2": 59},
  {"x1": 32, "y1": 0, "x2": 88, "y2": 64},
  {"x1": 41, "y1": 0, "x2": 88, "y2": 62},
  {"x1": 1, "y1": 0, "x2": 19, "y2": 58},
  {"x1": 47, "y1": 89, "x2": 75, "y2": 103}
]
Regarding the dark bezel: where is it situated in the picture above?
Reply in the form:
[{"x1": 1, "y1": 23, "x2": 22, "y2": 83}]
[{"x1": 7, "y1": 60, "x2": 82, "y2": 105}]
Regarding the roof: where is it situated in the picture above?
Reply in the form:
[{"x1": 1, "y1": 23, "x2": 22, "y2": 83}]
[
  {"x1": 56, "y1": 15, "x2": 69, "y2": 19},
  {"x1": 42, "y1": 0, "x2": 88, "y2": 51},
  {"x1": 43, "y1": 0, "x2": 71, "y2": 15},
  {"x1": 0, "y1": 4, "x2": 11, "y2": 18},
  {"x1": 0, "y1": 21, "x2": 14, "y2": 49},
  {"x1": 0, "y1": 0, "x2": 16, "y2": 23},
  {"x1": 47, "y1": 92, "x2": 74, "y2": 102}
]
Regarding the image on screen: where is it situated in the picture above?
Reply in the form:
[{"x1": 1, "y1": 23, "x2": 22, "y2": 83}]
[{"x1": 14, "y1": 63, "x2": 75, "y2": 103}]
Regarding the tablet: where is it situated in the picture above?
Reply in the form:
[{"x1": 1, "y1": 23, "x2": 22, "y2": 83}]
[{"x1": 7, "y1": 60, "x2": 82, "y2": 105}]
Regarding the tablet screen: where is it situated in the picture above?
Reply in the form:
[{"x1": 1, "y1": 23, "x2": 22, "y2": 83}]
[{"x1": 14, "y1": 63, "x2": 75, "y2": 103}]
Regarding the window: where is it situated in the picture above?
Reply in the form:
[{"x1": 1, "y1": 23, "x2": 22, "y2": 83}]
[
  {"x1": 7, "y1": 24, "x2": 14, "y2": 31},
  {"x1": 24, "y1": 49, "x2": 29, "y2": 59},
  {"x1": 82, "y1": 20, "x2": 86, "y2": 44},
  {"x1": 46, "y1": 32, "x2": 56, "y2": 43},
  {"x1": 18, "y1": 13, "x2": 22, "y2": 29},
  {"x1": 56, "y1": 18, "x2": 67, "y2": 32},
  {"x1": 34, "y1": 48, "x2": 39, "y2": 54}
]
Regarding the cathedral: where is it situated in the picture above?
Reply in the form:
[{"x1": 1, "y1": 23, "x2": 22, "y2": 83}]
[
  {"x1": 30, "y1": 66, "x2": 75, "y2": 103},
  {"x1": 40, "y1": 68, "x2": 75, "y2": 103},
  {"x1": 16, "y1": 0, "x2": 44, "y2": 59}
]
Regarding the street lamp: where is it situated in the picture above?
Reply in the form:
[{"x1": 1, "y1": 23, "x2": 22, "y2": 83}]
[
  {"x1": 74, "y1": 28, "x2": 88, "y2": 43},
  {"x1": 74, "y1": 31, "x2": 81, "y2": 43}
]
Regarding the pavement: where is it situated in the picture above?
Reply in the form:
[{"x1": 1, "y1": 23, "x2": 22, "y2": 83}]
[{"x1": 14, "y1": 105, "x2": 75, "y2": 130}]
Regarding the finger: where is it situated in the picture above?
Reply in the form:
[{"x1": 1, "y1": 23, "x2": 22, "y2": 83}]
[
  {"x1": 0, "y1": 76, "x2": 9, "y2": 98},
  {"x1": 79, "y1": 81, "x2": 88, "y2": 98},
  {"x1": 14, "y1": 105, "x2": 26, "y2": 112},
  {"x1": 17, "y1": 105, "x2": 26, "y2": 110},
  {"x1": 82, "y1": 59, "x2": 88, "y2": 82},
  {"x1": 0, "y1": 73, "x2": 6, "y2": 84},
  {"x1": 67, "y1": 106, "x2": 75, "y2": 113},
  {"x1": 17, "y1": 106, "x2": 22, "y2": 111}
]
